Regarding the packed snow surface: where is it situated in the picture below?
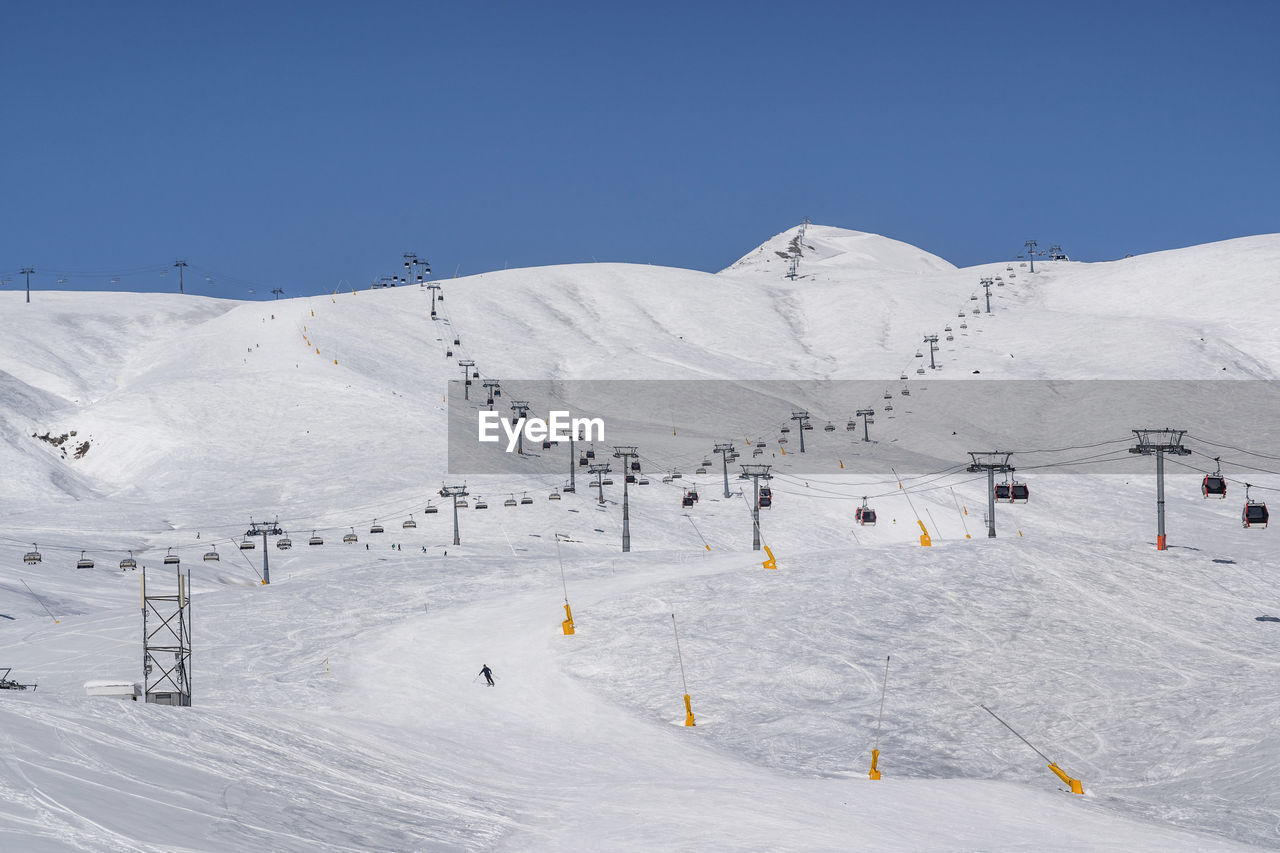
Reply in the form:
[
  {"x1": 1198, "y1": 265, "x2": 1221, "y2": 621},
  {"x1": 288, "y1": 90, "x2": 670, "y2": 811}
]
[{"x1": 2, "y1": 225, "x2": 1279, "y2": 850}]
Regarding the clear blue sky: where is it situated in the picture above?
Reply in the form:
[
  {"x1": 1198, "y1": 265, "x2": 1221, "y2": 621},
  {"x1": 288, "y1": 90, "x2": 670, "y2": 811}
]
[{"x1": 3, "y1": 1, "x2": 1277, "y2": 298}]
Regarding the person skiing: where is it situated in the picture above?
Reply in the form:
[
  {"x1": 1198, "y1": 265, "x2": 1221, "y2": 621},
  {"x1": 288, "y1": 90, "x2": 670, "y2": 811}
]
[{"x1": 479, "y1": 664, "x2": 494, "y2": 687}]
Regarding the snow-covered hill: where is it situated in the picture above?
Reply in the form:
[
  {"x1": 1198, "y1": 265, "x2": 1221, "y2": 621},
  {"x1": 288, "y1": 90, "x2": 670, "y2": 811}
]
[{"x1": 1, "y1": 225, "x2": 1277, "y2": 850}]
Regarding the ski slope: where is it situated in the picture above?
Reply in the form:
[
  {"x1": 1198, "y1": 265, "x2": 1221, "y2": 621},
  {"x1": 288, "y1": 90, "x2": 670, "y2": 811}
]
[{"x1": 2, "y1": 225, "x2": 1278, "y2": 850}]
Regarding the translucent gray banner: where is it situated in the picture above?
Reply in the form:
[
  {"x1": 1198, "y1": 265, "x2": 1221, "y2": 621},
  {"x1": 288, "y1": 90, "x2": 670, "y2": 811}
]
[{"x1": 446, "y1": 380, "x2": 1280, "y2": 478}]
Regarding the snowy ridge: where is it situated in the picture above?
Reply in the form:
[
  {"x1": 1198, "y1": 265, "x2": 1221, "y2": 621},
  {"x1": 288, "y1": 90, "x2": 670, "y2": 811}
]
[{"x1": 1, "y1": 226, "x2": 1278, "y2": 850}]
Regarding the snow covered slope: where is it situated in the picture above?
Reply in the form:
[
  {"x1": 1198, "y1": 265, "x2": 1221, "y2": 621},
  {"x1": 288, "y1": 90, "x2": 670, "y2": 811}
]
[{"x1": 1, "y1": 225, "x2": 1278, "y2": 850}]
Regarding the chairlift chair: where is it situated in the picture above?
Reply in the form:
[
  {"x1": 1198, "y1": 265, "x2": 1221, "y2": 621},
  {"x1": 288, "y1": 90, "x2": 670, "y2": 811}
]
[
  {"x1": 671, "y1": 471, "x2": 682, "y2": 479},
  {"x1": 453, "y1": 338, "x2": 460, "y2": 345},
  {"x1": 780, "y1": 426, "x2": 791, "y2": 434},
  {"x1": 662, "y1": 475, "x2": 673, "y2": 483},
  {"x1": 542, "y1": 440, "x2": 552, "y2": 449},
  {"x1": 915, "y1": 350, "x2": 924, "y2": 358},
  {"x1": 638, "y1": 477, "x2": 650, "y2": 485},
  {"x1": 475, "y1": 499, "x2": 488, "y2": 509},
  {"x1": 424, "y1": 502, "x2": 439, "y2": 514},
  {"x1": 119, "y1": 551, "x2": 137, "y2": 570},
  {"x1": 562, "y1": 485, "x2": 575, "y2": 493},
  {"x1": 23, "y1": 543, "x2": 41, "y2": 564},
  {"x1": 309, "y1": 531, "x2": 324, "y2": 545},
  {"x1": 901, "y1": 388, "x2": 910, "y2": 396},
  {"x1": 847, "y1": 421, "x2": 856, "y2": 431},
  {"x1": 1243, "y1": 484, "x2": 1269, "y2": 528},
  {"x1": 1203, "y1": 459, "x2": 1227, "y2": 498},
  {"x1": 164, "y1": 548, "x2": 181, "y2": 565},
  {"x1": 946, "y1": 333, "x2": 954, "y2": 341},
  {"x1": 916, "y1": 367, "x2": 925, "y2": 375},
  {"x1": 757, "y1": 441, "x2": 767, "y2": 447},
  {"x1": 548, "y1": 491, "x2": 562, "y2": 500},
  {"x1": 696, "y1": 467, "x2": 707, "y2": 475},
  {"x1": 76, "y1": 551, "x2": 94, "y2": 569},
  {"x1": 344, "y1": 529, "x2": 359, "y2": 543},
  {"x1": 403, "y1": 515, "x2": 417, "y2": 529},
  {"x1": 276, "y1": 536, "x2": 292, "y2": 550},
  {"x1": 959, "y1": 322, "x2": 967, "y2": 329},
  {"x1": 602, "y1": 478, "x2": 613, "y2": 486},
  {"x1": 753, "y1": 447, "x2": 763, "y2": 457},
  {"x1": 504, "y1": 495, "x2": 518, "y2": 507},
  {"x1": 885, "y1": 402, "x2": 894, "y2": 411},
  {"x1": 456, "y1": 499, "x2": 469, "y2": 508},
  {"x1": 239, "y1": 537, "x2": 256, "y2": 550},
  {"x1": 446, "y1": 349, "x2": 453, "y2": 357},
  {"x1": 203, "y1": 547, "x2": 220, "y2": 562},
  {"x1": 370, "y1": 521, "x2": 384, "y2": 533}
]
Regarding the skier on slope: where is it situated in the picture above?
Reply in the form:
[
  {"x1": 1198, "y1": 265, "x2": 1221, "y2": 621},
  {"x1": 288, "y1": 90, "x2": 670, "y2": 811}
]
[{"x1": 479, "y1": 664, "x2": 494, "y2": 687}]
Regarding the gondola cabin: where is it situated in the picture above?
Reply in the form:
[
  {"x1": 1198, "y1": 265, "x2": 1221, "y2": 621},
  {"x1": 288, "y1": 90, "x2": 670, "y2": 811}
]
[
  {"x1": 631, "y1": 460, "x2": 641, "y2": 471},
  {"x1": 1202, "y1": 475, "x2": 1227, "y2": 498},
  {"x1": 626, "y1": 474, "x2": 636, "y2": 484},
  {"x1": 1009, "y1": 481, "x2": 1029, "y2": 503},
  {"x1": 1243, "y1": 485, "x2": 1268, "y2": 528},
  {"x1": 855, "y1": 499, "x2": 877, "y2": 526},
  {"x1": 164, "y1": 548, "x2": 181, "y2": 565},
  {"x1": 759, "y1": 486, "x2": 772, "y2": 509},
  {"x1": 994, "y1": 482, "x2": 1012, "y2": 502},
  {"x1": 682, "y1": 492, "x2": 695, "y2": 508},
  {"x1": 76, "y1": 551, "x2": 94, "y2": 569},
  {"x1": 1243, "y1": 501, "x2": 1268, "y2": 528},
  {"x1": 579, "y1": 456, "x2": 588, "y2": 467}
]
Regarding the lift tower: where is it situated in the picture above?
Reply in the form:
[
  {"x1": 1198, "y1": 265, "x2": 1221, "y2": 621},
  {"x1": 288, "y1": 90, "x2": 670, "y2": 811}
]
[
  {"x1": 714, "y1": 442, "x2": 736, "y2": 498},
  {"x1": 739, "y1": 464, "x2": 773, "y2": 551},
  {"x1": 613, "y1": 446, "x2": 638, "y2": 552},
  {"x1": 967, "y1": 452, "x2": 1013, "y2": 538},
  {"x1": 1128, "y1": 429, "x2": 1191, "y2": 550},
  {"x1": 790, "y1": 411, "x2": 811, "y2": 453}
]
